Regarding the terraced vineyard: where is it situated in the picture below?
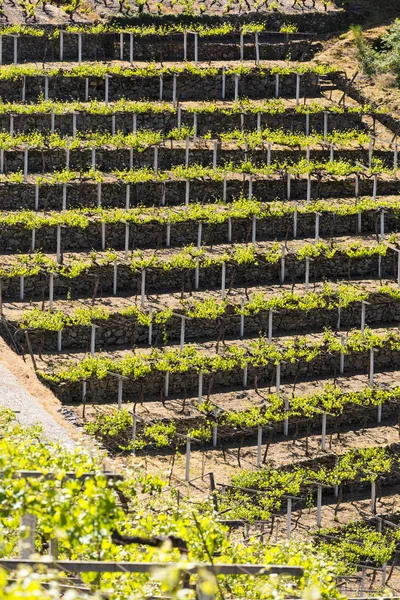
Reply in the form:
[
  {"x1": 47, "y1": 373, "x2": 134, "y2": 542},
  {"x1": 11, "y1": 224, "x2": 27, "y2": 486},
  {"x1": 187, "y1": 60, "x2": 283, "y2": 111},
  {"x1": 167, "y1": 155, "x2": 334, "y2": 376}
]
[{"x1": 2, "y1": 4, "x2": 400, "y2": 597}]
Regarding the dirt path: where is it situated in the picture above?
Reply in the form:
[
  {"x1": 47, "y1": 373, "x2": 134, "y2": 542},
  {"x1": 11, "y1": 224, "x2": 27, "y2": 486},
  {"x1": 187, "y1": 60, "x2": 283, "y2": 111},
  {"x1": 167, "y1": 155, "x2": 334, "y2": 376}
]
[{"x1": 0, "y1": 337, "x2": 79, "y2": 448}]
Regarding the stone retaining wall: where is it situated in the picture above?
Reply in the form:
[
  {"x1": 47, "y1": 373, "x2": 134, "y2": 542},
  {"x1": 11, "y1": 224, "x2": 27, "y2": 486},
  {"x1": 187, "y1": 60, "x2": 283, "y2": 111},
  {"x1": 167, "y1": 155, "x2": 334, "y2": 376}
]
[
  {"x1": 0, "y1": 177, "x2": 397, "y2": 211},
  {"x1": 0, "y1": 146, "x2": 393, "y2": 174},
  {"x1": 0, "y1": 207, "x2": 397, "y2": 253},
  {"x1": 12, "y1": 295, "x2": 400, "y2": 353},
  {"x1": 0, "y1": 109, "x2": 364, "y2": 137},
  {"x1": 0, "y1": 71, "x2": 320, "y2": 102},
  {"x1": 1, "y1": 250, "x2": 394, "y2": 301},
  {"x1": 48, "y1": 341, "x2": 400, "y2": 403}
]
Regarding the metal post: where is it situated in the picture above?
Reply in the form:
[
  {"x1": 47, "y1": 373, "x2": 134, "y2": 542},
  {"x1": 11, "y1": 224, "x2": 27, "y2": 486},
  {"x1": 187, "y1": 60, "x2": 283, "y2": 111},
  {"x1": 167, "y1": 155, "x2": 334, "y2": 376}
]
[
  {"x1": 113, "y1": 261, "x2": 117, "y2": 295},
  {"x1": 56, "y1": 225, "x2": 61, "y2": 263},
  {"x1": 117, "y1": 376, "x2": 123, "y2": 409},
  {"x1": 321, "y1": 412, "x2": 327, "y2": 451},
  {"x1": 286, "y1": 498, "x2": 292, "y2": 540},
  {"x1": 280, "y1": 245, "x2": 285, "y2": 283},
  {"x1": 340, "y1": 334, "x2": 344, "y2": 375},
  {"x1": 357, "y1": 210, "x2": 362, "y2": 234},
  {"x1": 119, "y1": 32, "x2": 124, "y2": 61},
  {"x1": 101, "y1": 222, "x2": 106, "y2": 250},
  {"x1": 129, "y1": 33, "x2": 133, "y2": 65},
  {"x1": 198, "y1": 370, "x2": 203, "y2": 403},
  {"x1": 185, "y1": 438, "x2": 191, "y2": 482},
  {"x1": 255, "y1": 32, "x2": 260, "y2": 66},
  {"x1": 57, "y1": 330, "x2": 62, "y2": 352},
  {"x1": 276, "y1": 362, "x2": 281, "y2": 394},
  {"x1": 132, "y1": 413, "x2": 137, "y2": 455},
  {"x1": 252, "y1": 216, "x2": 256, "y2": 243},
  {"x1": 105, "y1": 74, "x2": 109, "y2": 106},
  {"x1": 361, "y1": 301, "x2": 367, "y2": 335},
  {"x1": 295, "y1": 74, "x2": 300, "y2": 105},
  {"x1": 185, "y1": 136, "x2": 189, "y2": 167},
  {"x1": 78, "y1": 33, "x2": 82, "y2": 64},
  {"x1": 317, "y1": 485, "x2": 322, "y2": 527},
  {"x1": 213, "y1": 141, "x2": 218, "y2": 170},
  {"x1": 268, "y1": 309, "x2": 273, "y2": 342},
  {"x1": 141, "y1": 269, "x2": 146, "y2": 308},
  {"x1": 180, "y1": 316, "x2": 185, "y2": 350},
  {"x1": 172, "y1": 74, "x2": 177, "y2": 106},
  {"x1": 212, "y1": 408, "x2": 218, "y2": 447},
  {"x1": 257, "y1": 426, "x2": 262, "y2": 468},
  {"x1": 19, "y1": 514, "x2": 36, "y2": 559},
  {"x1": 164, "y1": 371, "x2": 169, "y2": 398},
  {"x1": 371, "y1": 479, "x2": 376, "y2": 512},
  {"x1": 369, "y1": 348, "x2": 375, "y2": 387},
  {"x1": 23, "y1": 148, "x2": 28, "y2": 182},
  {"x1": 221, "y1": 262, "x2": 226, "y2": 299},
  {"x1": 293, "y1": 207, "x2": 297, "y2": 238},
  {"x1": 195, "y1": 256, "x2": 200, "y2": 290},
  {"x1": 305, "y1": 256, "x2": 310, "y2": 293},
  {"x1": 125, "y1": 223, "x2": 129, "y2": 257},
  {"x1": 90, "y1": 324, "x2": 96, "y2": 357},
  {"x1": 185, "y1": 180, "x2": 189, "y2": 206},
  {"x1": 315, "y1": 212, "x2": 320, "y2": 241},
  {"x1": 284, "y1": 398, "x2": 289, "y2": 436},
  {"x1": 240, "y1": 297, "x2": 245, "y2": 338},
  {"x1": 243, "y1": 362, "x2": 248, "y2": 386},
  {"x1": 13, "y1": 36, "x2": 17, "y2": 65},
  {"x1": 197, "y1": 222, "x2": 202, "y2": 250},
  {"x1": 49, "y1": 273, "x2": 54, "y2": 311}
]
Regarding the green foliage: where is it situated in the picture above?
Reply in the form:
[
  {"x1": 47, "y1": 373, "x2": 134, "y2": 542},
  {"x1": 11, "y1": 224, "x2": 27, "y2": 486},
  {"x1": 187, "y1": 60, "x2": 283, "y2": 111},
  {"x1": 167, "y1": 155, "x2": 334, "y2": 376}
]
[{"x1": 351, "y1": 20, "x2": 400, "y2": 84}]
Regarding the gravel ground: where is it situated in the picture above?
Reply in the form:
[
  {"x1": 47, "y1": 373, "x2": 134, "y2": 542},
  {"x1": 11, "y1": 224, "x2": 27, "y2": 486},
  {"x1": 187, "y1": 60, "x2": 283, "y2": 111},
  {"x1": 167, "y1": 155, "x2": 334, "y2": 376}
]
[{"x1": 0, "y1": 363, "x2": 75, "y2": 449}]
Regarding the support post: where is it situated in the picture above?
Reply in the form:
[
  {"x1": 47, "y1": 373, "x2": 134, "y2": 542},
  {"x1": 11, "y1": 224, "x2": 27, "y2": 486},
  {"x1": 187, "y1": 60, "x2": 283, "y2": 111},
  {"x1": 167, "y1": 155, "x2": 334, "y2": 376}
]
[
  {"x1": 180, "y1": 316, "x2": 185, "y2": 351},
  {"x1": 286, "y1": 498, "x2": 292, "y2": 540},
  {"x1": 317, "y1": 485, "x2": 322, "y2": 528},
  {"x1": 141, "y1": 269, "x2": 146, "y2": 308},
  {"x1": 280, "y1": 245, "x2": 285, "y2": 283},
  {"x1": 240, "y1": 297, "x2": 245, "y2": 338},
  {"x1": 117, "y1": 376, "x2": 123, "y2": 410},
  {"x1": 90, "y1": 324, "x2": 96, "y2": 357},
  {"x1": 185, "y1": 438, "x2": 191, "y2": 482},
  {"x1": 321, "y1": 412, "x2": 327, "y2": 451},
  {"x1": 371, "y1": 479, "x2": 376, "y2": 513},
  {"x1": 19, "y1": 514, "x2": 36, "y2": 559},
  {"x1": 257, "y1": 425, "x2": 262, "y2": 467},
  {"x1": 221, "y1": 262, "x2": 226, "y2": 300},
  {"x1": 49, "y1": 273, "x2": 54, "y2": 311}
]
